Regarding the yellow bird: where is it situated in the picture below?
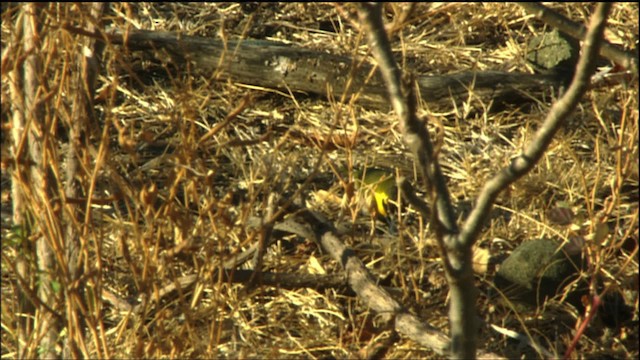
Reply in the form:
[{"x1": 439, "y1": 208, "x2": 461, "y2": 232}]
[{"x1": 354, "y1": 167, "x2": 398, "y2": 218}]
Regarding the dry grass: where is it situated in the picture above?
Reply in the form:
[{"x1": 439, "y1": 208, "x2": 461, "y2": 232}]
[{"x1": 1, "y1": 2, "x2": 638, "y2": 358}]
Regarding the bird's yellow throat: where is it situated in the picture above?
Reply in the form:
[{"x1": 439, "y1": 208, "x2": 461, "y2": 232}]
[{"x1": 354, "y1": 167, "x2": 397, "y2": 218}]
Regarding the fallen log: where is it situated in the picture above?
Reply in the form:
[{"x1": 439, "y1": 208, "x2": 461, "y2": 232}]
[{"x1": 105, "y1": 29, "x2": 562, "y2": 111}]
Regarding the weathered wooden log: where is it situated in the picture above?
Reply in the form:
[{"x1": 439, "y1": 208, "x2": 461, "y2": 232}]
[{"x1": 109, "y1": 29, "x2": 563, "y2": 111}]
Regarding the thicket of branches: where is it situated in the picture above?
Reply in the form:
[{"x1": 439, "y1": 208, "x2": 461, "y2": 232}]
[{"x1": 2, "y1": 3, "x2": 637, "y2": 359}]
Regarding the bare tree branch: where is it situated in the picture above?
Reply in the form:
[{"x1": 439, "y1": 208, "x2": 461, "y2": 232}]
[
  {"x1": 301, "y1": 211, "x2": 452, "y2": 355},
  {"x1": 356, "y1": 3, "x2": 477, "y2": 358},
  {"x1": 358, "y1": 2, "x2": 613, "y2": 358},
  {"x1": 356, "y1": 5, "x2": 458, "y2": 234},
  {"x1": 62, "y1": 3, "x2": 106, "y2": 358},
  {"x1": 459, "y1": 3, "x2": 613, "y2": 249},
  {"x1": 22, "y1": 4, "x2": 60, "y2": 359},
  {"x1": 6, "y1": 7, "x2": 36, "y2": 359}
]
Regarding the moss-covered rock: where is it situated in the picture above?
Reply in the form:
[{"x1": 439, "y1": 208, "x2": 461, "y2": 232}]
[
  {"x1": 526, "y1": 29, "x2": 580, "y2": 82},
  {"x1": 494, "y1": 238, "x2": 585, "y2": 309}
]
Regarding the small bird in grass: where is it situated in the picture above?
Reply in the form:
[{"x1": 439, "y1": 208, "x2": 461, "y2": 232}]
[{"x1": 354, "y1": 167, "x2": 399, "y2": 220}]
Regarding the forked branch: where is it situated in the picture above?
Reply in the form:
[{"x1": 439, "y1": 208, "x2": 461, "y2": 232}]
[{"x1": 358, "y1": 2, "x2": 612, "y2": 358}]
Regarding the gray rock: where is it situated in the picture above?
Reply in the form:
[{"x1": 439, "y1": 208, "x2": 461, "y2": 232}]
[
  {"x1": 526, "y1": 29, "x2": 580, "y2": 82},
  {"x1": 494, "y1": 238, "x2": 585, "y2": 309}
]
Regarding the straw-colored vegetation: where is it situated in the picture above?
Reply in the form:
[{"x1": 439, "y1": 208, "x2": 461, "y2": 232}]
[{"x1": 1, "y1": 3, "x2": 637, "y2": 358}]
